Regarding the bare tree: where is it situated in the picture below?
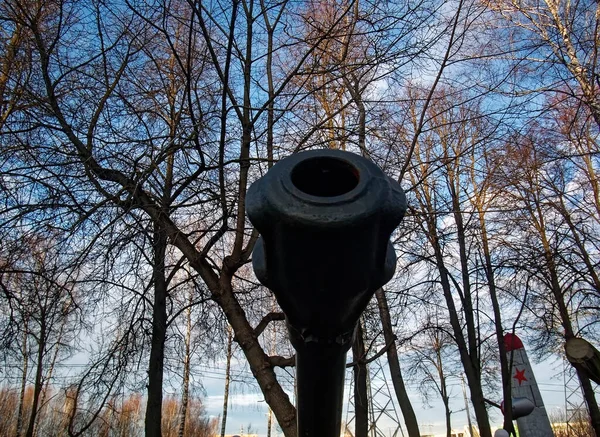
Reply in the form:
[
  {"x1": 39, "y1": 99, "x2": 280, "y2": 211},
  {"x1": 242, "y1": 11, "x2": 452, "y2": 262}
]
[
  {"x1": 484, "y1": 0, "x2": 600, "y2": 126},
  {"x1": 406, "y1": 317, "x2": 458, "y2": 437},
  {"x1": 2, "y1": 0, "x2": 391, "y2": 434},
  {"x1": 0, "y1": 233, "x2": 82, "y2": 437},
  {"x1": 393, "y1": 86, "x2": 499, "y2": 437},
  {"x1": 496, "y1": 124, "x2": 600, "y2": 436},
  {"x1": 6, "y1": 1, "x2": 598, "y2": 436}
]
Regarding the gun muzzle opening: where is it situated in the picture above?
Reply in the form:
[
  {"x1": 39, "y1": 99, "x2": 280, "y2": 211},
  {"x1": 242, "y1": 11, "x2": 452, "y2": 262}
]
[
  {"x1": 291, "y1": 156, "x2": 359, "y2": 197},
  {"x1": 246, "y1": 149, "x2": 408, "y2": 437}
]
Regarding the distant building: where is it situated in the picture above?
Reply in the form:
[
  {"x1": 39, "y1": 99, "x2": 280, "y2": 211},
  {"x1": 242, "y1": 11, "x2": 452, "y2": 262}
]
[
  {"x1": 419, "y1": 425, "x2": 473, "y2": 437},
  {"x1": 220, "y1": 435, "x2": 258, "y2": 437},
  {"x1": 419, "y1": 432, "x2": 465, "y2": 437},
  {"x1": 421, "y1": 431, "x2": 469, "y2": 437}
]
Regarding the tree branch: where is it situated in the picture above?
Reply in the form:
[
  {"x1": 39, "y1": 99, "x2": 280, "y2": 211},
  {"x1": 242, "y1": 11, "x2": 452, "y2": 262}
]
[
  {"x1": 484, "y1": 398, "x2": 502, "y2": 410},
  {"x1": 269, "y1": 355, "x2": 296, "y2": 368},
  {"x1": 254, "y1": 312, "x2": 285, "y2": 338},
  {"x1": 346, "y1": 337, "x2": 396, "y2": 367}
]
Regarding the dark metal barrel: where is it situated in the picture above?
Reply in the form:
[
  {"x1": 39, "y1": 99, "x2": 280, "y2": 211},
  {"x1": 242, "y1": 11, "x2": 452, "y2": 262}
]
[{"x1": 247, "y1": 149, "x2": 407, "y2": 437}]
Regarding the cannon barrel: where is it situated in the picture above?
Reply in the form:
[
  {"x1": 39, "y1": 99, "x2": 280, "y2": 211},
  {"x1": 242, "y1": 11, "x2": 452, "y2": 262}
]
[{"x1": 246, "y1": 149, "x2": 407, "y2": 437}]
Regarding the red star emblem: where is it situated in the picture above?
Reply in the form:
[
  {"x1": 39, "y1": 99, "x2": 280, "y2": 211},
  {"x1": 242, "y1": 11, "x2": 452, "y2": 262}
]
[{"x1": 513, "y1": 367, "x2": 528, "y2": 385}]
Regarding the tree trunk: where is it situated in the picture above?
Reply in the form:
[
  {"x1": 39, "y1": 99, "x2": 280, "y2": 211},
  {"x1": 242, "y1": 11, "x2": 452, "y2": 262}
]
[
  {"x1": 34, "y1": 304, "x2": 68, "y2": 436},
  {"x1": 414, "y1": 144, "x2": 490, "y2": 436},
  {"x1": 430, "y1": 228, "x2": 491, "y2": 437},
  {"x1": 477, "y1": 207, "x2": 513, "y2": 430},
  {"x1": 461, "y1": 376, "x2": 475, "y2": 437},
  {"x1": 25, "y1": 323, "x2": 46, "y2": 437},
  {"x1": 16, "y1": 323, "x2": 29, "y2": 437},
  {"x1": 214, "y1": 278, "x2": 297, "y2": 437},
  {"x1": 375, "y1": 289, "x2": 421, "y2": 437},
  {"x1": 352, "y1": 323, "x2": 369, "y2": 437},
  {"x1": 577, "y1": 369, "x2": 600, "y2": 437},
  {"x1": 443, "y1": 395, "x2": 452, "y2": 437},
  {"x1": 540, "y1": 231, "x2": 600, "y2": 436},
  {"x1": 267, "y1": 408, "x2": 273, "y2": 437},
  {"x1": 220, "y1": 325, "x2": 233, "y2": 437},
  {"x1": 435, "y1": 344, "x2": 451, "y2": 437},
  {"x1": 178, "y1": 303, "x2": 193, "y2": 437},
  {"x1": 145, "y1": 222, "x2": 168, "y2": 437}
]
